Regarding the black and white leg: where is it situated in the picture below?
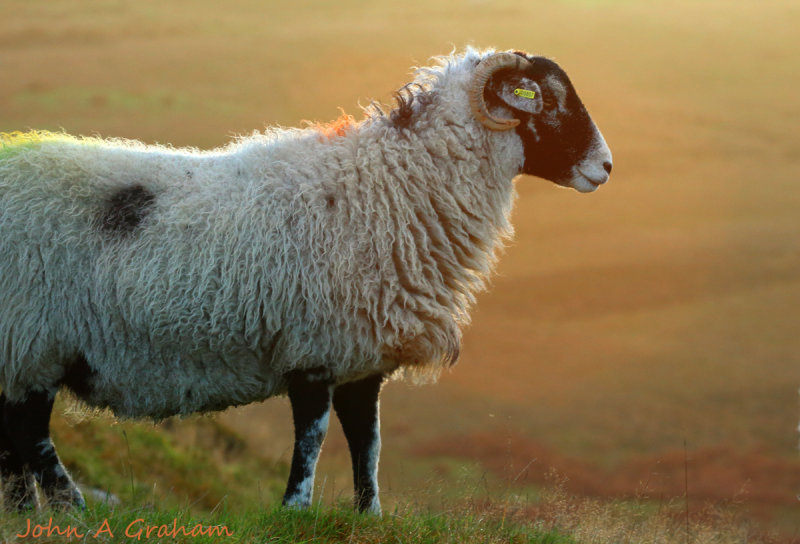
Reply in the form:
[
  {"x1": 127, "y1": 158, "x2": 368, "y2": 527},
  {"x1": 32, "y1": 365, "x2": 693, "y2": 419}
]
[
  {"x1": 0, "y1": 393, "x2": 37, "y2": 510},
  {"x1": 333, "y1": 373, "x2": 384, "y2": 515},
  {"x1": 282, "y1": 371, "x2": 333, "y2": 509},
  {"x1": 2, "y1": 389, "x2": 85, "y2": 510}
]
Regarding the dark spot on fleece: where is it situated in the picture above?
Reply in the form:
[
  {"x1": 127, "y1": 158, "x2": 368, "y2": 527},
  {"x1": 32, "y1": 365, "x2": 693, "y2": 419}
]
[
  {"x1": 101, "y1": 184, "x2": 155, "y2": 234},
  {"x1": 388, "y1": 84, "x2": 434, "y2": 130}
]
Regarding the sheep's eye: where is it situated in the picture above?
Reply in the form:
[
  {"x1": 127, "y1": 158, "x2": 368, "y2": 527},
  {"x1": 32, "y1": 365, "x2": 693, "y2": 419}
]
[{"x1": 542, "y1": 96, "x2": 558, "y2": 111}]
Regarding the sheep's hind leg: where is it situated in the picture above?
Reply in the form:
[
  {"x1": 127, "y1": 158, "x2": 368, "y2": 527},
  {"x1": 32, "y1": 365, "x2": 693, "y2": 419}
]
[
  {"x1": 2, "y1": 390, "x2": 85, "y2": 509},
  {"x1": 0, "y1": 393, "x2": 38, "y2": 511},
  {"x1": 333, "y1": 374, "x2": 384, "y2": 515},
  {"x1": 282, "y1": 370, "x2": 333, "y2": 509}
]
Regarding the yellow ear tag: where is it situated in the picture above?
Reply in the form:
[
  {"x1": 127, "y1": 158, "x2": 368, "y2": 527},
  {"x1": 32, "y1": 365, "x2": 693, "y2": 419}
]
[{"x1": 513, "y1": 88, "x2": 536, "y2": 99}]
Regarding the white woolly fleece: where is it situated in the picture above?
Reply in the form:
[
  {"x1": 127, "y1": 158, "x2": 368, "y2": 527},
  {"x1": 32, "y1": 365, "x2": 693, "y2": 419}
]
[{"x1": 0, "y1": 48, "x2": 525, "y2": 418}]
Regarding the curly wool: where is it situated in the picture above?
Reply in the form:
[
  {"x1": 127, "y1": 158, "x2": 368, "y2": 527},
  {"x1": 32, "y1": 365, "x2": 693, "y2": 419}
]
[{"x1": 0, "y1": 48, "x2": 525, "y2": 419}]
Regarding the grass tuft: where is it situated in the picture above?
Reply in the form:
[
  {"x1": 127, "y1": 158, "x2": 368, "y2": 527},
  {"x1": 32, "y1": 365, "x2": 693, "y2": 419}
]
[{"x1": 50, "y1": 398, "x2": 287, "y2": 513}]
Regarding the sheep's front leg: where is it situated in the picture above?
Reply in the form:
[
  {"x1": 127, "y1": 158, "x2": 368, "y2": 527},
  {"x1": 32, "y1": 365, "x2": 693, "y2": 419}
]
[
  {"x1": 2, "y1": 390, "x2": 85, "y2": 510},
  {"x1": 333, "y1": 374, "x2": 384, "y2": 515},
  {"x1": 0, "y1": 393, "x2": 37, "y2": 511},
  {"x1": 282, "y1": 371, "x2": 333, "y2": 509}
]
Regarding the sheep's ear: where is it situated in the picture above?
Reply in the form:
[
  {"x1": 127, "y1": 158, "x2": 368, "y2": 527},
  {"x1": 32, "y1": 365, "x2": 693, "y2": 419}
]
[{"x1": 494, "y1": 77, "x2": 543, "y2": 115}]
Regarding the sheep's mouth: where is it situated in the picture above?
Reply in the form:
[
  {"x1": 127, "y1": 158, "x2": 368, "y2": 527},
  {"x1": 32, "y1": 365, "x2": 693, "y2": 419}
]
[
  {"x1": 560, "y1": 167, "x2": 605, "y2": 193},
  {"x1": 577, "y1": 167, "x2": 608, "y2": 187}
]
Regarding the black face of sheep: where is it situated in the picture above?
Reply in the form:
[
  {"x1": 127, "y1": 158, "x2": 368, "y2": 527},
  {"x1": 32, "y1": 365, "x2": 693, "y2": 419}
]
[{"x1": 482, "y1": 53, "x2": 613, "y2": 192}]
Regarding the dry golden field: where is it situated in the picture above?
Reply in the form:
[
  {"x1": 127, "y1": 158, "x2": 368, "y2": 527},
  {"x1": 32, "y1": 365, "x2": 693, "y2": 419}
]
[{"x1": 2, "y1": 0, "x2": 799, "y2": 536}]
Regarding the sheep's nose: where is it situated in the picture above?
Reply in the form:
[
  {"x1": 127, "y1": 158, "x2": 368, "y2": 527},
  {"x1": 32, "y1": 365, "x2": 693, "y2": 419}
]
[{"x1": 603, "y1": 161, "x2": 613, "y2": 174}]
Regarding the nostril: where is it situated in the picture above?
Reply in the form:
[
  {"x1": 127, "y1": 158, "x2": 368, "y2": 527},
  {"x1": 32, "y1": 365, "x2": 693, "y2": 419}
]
[{"x1": 603, "y1": 161, "x2": 613, "y2": 174}]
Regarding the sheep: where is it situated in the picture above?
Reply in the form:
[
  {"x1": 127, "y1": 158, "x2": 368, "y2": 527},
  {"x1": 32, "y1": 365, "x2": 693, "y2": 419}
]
[{"x1": 0, "y1": 47, "x2": 612, "y2": 514}]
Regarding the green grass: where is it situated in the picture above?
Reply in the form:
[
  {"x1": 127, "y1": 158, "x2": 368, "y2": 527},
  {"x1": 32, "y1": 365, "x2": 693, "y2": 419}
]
[
  {"x1": 3, "y1": 401, "x2": 769, "y2": 543},
  {"x1": 0, "y1": 503, "x2": 575, "y2": 544},
  {"x1": 7, "y1": 405, "x2": 573, "y2": 543}
]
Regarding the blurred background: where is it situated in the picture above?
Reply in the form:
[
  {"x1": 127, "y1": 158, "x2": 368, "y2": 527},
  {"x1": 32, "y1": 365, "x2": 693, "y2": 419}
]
[{"x1": 2, "y1": 0, "x2": 798, "y2": 536}]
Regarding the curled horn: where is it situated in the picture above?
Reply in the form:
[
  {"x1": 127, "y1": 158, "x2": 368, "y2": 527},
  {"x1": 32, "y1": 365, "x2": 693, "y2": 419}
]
[{"x1": 469, "y1": 52, "x2": 533, "y2": 131}]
